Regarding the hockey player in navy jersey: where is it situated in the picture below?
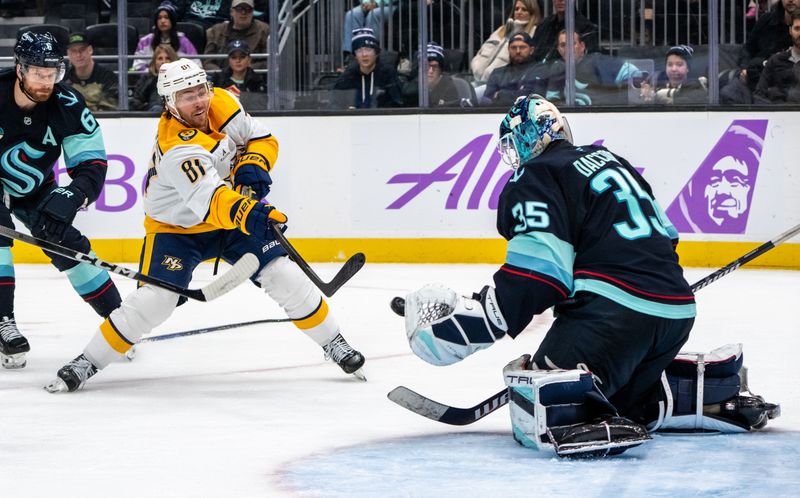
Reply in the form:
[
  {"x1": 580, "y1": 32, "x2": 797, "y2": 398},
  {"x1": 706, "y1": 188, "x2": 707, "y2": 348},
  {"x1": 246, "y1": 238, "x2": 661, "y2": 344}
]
[
  {"x1": 400, "y1": 94, "x2": 779, "y2": 457},
  {"x1": 0, "y1": 32, "x2": 122, "y2": 369},
  {"x1": 45, "y1": 59, "x2": 365, "y2": 392}
]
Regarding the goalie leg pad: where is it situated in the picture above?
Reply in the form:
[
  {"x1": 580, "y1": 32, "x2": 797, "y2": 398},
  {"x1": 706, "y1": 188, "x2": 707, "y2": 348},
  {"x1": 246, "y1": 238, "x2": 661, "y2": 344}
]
[
  {"x1": 504, "y1": 355, "x2": 650, "y2": 458},
  {"x1": 404, "y1": 284, "x2": 507, "y2": 366},
  {"x1": 256, "y1": 256, "x2": 338, "y2": 346},
  {"x1": 648, "y1": 343, "x2": 780, "y2": 433}
]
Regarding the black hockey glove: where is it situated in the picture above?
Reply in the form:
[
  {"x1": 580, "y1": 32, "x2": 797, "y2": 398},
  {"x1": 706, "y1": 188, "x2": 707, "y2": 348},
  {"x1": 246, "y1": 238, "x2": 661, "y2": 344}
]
[
  {"x1": 233, "y1": 154, "x2": 272, "y2": 200},
  {"x1": 31, "y1": 186, "x2": 87, "y2": 243}
]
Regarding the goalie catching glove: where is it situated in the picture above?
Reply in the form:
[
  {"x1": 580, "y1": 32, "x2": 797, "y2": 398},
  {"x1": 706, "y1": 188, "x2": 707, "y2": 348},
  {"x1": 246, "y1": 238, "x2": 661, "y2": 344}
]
[{"x1": 404, "y1": 284, "x2": 507, "y2": 366}]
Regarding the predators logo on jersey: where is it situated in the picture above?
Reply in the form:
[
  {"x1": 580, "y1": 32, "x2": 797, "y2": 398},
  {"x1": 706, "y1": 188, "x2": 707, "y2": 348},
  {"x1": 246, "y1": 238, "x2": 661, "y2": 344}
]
[
  {"x1": 161, "y1": 255, "x2": 184, "y2": 271},
  {"x1": 179, "y1": 130, "x2": 197, "y2": 141}
]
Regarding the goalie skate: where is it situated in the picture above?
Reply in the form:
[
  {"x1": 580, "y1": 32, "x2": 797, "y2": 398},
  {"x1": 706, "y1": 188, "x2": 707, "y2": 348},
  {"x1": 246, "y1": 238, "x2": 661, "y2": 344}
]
[
  {"x1": 0, "y1": 316, "x2": 29, "y2": 369},
  {"x1": 44, "y1": 354, "x2": 98, "y2": 393},
  {"x1": 323, "y1": 333, "x2": 366, "y2": 381}
]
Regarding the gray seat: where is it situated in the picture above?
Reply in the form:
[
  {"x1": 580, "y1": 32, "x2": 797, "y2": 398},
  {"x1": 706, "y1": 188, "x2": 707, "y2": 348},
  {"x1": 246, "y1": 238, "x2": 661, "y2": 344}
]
[{"x1": 451, "y1": 76, "x2": 477, "y2": 106}]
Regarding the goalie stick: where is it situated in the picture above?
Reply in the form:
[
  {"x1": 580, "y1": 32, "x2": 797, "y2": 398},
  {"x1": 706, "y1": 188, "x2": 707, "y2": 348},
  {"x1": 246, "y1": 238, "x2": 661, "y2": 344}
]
[
  {"x1": 270, "y1": 221, "x2": 365, "y2": 297},
  {"x1": 388, "y1": 222, "x2": 800, "y2": 425},
  {"x1": 0, "y1": 225, "x2": 258, "y2": 302}
]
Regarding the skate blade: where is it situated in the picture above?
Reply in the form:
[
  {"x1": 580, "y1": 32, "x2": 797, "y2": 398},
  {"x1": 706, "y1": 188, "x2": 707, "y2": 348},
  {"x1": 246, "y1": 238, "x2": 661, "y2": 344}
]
[
  {"x1": 124, "y1": 346, "x2": 137, "y2": 362},
  {"x1": 1, "y1": 352, "x2": 26, "y2": 369},
  {"x1": 351, "y1": 368, "x2": 367, "y2": 382},
  {"x1": 43, "y1": 378, "x2": 69, "y2": 394}
]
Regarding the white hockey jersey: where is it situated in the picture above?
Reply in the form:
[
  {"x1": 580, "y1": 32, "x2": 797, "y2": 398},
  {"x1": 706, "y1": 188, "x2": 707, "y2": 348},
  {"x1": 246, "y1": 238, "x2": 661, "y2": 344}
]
[{"x1": 143, "y1": 87, "x2": 278, "y2": 234}]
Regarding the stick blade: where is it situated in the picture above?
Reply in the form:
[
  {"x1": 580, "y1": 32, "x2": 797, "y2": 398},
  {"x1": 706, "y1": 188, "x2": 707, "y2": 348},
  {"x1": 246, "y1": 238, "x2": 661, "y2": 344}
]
[
  {"x1": 387, "y1": 386, "x2": 474, "y2": 425},
  {"x1": 200, "y1": 253, "x2": 260, "y2": 301},
  {"x1": 320, "y1": 252, "x2": 366, "y2": 297}
]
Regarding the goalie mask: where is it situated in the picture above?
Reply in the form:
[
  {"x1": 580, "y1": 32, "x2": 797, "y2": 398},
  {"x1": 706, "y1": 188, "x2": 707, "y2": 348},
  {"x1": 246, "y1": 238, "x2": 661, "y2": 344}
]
[
  {"x1": 157, "y1": 58, "x2": 212, "y2": 122},
  {"x1": 497, "y1": 94, "x2": 573, "y2": 169}
]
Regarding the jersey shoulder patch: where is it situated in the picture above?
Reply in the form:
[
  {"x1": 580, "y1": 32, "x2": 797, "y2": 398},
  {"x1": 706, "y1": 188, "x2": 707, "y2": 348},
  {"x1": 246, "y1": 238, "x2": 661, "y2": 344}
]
[{"x1": 157, "y1": 115, "x2": 220, "y2": 155}]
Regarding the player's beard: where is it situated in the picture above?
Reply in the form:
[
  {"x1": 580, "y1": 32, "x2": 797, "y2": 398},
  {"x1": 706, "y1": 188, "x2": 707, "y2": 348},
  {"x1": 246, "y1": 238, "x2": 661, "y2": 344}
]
[{"x1": 19, "y1": 78, "x2": 53, "y2": 103}]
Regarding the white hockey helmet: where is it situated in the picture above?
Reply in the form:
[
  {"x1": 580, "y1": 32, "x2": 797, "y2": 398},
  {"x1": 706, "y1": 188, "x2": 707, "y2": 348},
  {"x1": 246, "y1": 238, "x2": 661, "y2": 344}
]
[{"x1": 157, "y1": 58, "x2": 211, "y2": 118}]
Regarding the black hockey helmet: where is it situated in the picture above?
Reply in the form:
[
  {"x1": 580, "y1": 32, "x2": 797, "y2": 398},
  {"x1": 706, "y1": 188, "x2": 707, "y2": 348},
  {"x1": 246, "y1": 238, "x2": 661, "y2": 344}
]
[{"x1": 14, "y1": 31, "x2": 65, "y2": 82}]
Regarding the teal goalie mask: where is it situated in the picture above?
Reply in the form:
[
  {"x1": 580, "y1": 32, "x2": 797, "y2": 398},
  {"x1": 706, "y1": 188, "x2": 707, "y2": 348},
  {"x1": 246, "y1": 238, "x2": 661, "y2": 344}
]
[{"x1": 497, "y1": 94, "x2": 573, "y2": 169}]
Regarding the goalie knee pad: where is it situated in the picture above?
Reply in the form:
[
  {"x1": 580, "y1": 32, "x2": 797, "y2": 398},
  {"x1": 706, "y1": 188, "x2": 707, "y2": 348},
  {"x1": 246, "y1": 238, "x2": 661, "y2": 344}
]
[
  {"x1": 646, "y1": 343, "x2": 780, "y2": 433},
  {"x1": 256, "y1": 256, "x2": 338, "y2": 346},
  {"x1": 504, "y1": 355, "x2": 650, "y2": 458},
  {"x1": 404, "y1": 284, "x2": 507, "y2": 366}
]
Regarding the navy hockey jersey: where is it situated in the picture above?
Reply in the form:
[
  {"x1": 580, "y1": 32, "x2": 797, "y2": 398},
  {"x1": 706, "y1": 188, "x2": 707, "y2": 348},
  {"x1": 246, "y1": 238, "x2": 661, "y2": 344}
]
[
  {"x1": 494, "y1": 140, "x2": 696, "y2": 337},
  {"x1": 0, "y1": 69, "x2": 107, "y2": 203}
]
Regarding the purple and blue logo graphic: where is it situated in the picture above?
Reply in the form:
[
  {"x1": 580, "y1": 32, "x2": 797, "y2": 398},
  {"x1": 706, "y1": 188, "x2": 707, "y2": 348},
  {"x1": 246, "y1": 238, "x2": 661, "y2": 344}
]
[{"x1": 665, "y1": 120, "x2": 767, "y2": 234}]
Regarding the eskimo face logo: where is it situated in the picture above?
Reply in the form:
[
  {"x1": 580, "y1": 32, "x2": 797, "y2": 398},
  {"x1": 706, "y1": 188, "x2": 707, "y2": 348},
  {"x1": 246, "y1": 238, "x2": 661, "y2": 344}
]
[
  {"x1": 161, "y1": 255, "x2": 184, "y2": 271},
  {"x1": 179, "y1": 130, "x2": 197, "y2": 141},
  {"x1": 0, "y1": 142, "x2": 46, "y2": 197}
]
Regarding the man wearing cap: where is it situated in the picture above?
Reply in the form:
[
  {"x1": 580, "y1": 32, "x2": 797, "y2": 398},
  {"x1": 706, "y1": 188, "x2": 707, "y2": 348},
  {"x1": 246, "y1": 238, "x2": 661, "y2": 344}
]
[
  {"x1": 63, "y1": 32, "x2": 119, "y2": 111},
  {"x1": 204, "y1": 0, "x2": 269, "y2": 71},
  {"x1": 530, "y1": 0, "x2": 599, "y2": 63},
  {"x1": 333, "y1": 28, "x2": 404, "y2": 109},
  {"x1": 342, "y1": 0, "x2": 396, "y2": 61},
  {"x1": 481, "y1": 31, "x2": 549, "y2": 106},
  {"x1": 403, "y1": 42, "x2": 463, "y2": 107},
  {"x1": 213, "y1": 39, "x2": 266, "y2": 100}
]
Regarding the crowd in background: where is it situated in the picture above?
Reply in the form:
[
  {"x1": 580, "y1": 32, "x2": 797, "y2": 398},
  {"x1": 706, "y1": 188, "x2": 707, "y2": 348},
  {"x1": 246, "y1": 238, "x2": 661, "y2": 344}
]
[{"x1": 12, "y1": 0, "x2": 800, "y2": 110}]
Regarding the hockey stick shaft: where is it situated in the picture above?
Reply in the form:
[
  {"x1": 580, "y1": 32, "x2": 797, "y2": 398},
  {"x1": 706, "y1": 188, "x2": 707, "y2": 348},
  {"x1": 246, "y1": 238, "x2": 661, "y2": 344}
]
[
  {"x1": 390, "y1": 223, "x2": 800, "y2": 425},
  {"x1": 139, "y1": 317, "x2": 291, "y2": 343},
  {"x1": 689, "y1": 222, "x2": 800, "y2": 292},
  {"x1": 0, "y1": 225, "x2": 258, "y2": 302},
  {"x1": 270, "y1": 221, "x2": 365, "y2": 297}
]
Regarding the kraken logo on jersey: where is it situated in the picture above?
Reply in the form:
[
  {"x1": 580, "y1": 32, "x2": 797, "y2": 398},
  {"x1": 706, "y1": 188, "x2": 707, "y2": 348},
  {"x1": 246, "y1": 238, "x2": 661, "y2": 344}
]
[
  {"x1": 161, "y1": 255, "x2": 184, "y2": 271},
  {"x1": 179, "y1": 130, "x2": 197, "y2": 141},
  {"x1": 0, "y1": 127, "x2": 4, "y2": 140},
  {"x1": 0, "y1": 142, "x2": 46, "y2": 197}
]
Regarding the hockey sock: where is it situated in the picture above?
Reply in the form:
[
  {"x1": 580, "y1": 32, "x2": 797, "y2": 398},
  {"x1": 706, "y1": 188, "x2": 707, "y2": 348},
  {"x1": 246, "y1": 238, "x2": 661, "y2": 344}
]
[
  {"x1": 65, "y1": 261, "x2": 122, "y2": 317},
  {"x1": 0, "y1": 247, "x2": 14, "y2": 317}
]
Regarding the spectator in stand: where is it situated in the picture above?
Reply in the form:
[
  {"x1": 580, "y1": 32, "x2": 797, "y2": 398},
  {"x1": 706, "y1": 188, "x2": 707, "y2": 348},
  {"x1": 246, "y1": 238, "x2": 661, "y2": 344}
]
[
  {"x1": 402, "y1": 42, "x2": 463, "y2": 107},
  {"x1": 739, "y1": 0, "x2": 798, "y2": 65},
  {"x1": 638, "y1": 45, "x2": 707, "y2": 105},
  {"x1": 343, "y1": 1, "x2": 396, "y2": 63},
  {"x1": 546, "y1": 30, "x2": 638, "y2": 106},
  {"x1": 470, "y1": 0, "x2": 541, "y2": 84},
  {"x1": 720, "y1": 58, "x2": 765, "y2": 104},
  {"x1": 174, "y1": 0, "x2": 233, "y2": 30},
  {"x1": 130, "y1": 45, "x2": 179, "y2": 111},
  {"x1": 754, "y1": 11, "x2": 800, "y2": 103},
  {"x1": 481, "y1": 32, "x2": 549, "y2": 107},
  {"x1": 204, "y1": 0, "x2": 269, "y2": 71},
  {"x1": 530, "y1": 0, "x2": 598, "y2": 63},
  {"x1": 212, "y1": 39, "x2": 266, "y2": 96},
  {"x1": 333, "y1": 28, "x2": 404, "y2": 109},
  {"x1": 64, "y1": 32, "x2": 118, "y2": 111},
  {"x1": 132, "y1": 2, "x2": 198, "y2": 72}
]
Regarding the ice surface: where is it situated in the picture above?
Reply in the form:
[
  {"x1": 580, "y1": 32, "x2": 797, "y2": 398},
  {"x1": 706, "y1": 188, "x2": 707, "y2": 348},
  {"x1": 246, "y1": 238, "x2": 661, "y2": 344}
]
[{"x1": 1, "y1": 264, "x2": 797, "y2": 497}]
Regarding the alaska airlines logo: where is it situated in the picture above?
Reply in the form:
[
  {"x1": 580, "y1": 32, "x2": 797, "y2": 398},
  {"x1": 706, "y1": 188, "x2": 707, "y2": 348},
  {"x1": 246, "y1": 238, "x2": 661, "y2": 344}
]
[
  {"x1": 161, "y1": 255, "x2": 184, "y2": 271},
  {"x1": 0, "y1": 142, "x2": 46, "y2": 197},
  {"x1": 386, "y1": 120, "x2": 768, "y2": 235}
]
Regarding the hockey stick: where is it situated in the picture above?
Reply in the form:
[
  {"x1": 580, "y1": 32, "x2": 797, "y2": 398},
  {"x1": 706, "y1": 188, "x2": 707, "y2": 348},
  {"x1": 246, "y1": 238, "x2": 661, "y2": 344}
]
[
  {"x1": 139, "y1": 317, "x2": 291, "y2": 343},
  {"x1": 0, "y1": 225, "x2": 259, "y2": 302},
  {"x1": 270, "y1": 221, "x2": 366, "y2": 297},
  {"x1": 388, "y1": 223, "x2": 800, "y2": 425}
]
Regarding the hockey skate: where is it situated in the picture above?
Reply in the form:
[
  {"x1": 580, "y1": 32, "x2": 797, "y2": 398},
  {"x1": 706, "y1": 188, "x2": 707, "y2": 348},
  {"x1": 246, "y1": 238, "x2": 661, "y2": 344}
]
[
  {"x1": 44, "y1": 354, "x2": 98, "y2": 393},
  {"x1": 0, "y1": 316, "x2": 30, "y2": 369},
  {"x1": 704, "y1": 394, "x2": 780, "y2": 431},
  {"x1": 323, "y1": 333, "x2": 366, "y2": 381}
]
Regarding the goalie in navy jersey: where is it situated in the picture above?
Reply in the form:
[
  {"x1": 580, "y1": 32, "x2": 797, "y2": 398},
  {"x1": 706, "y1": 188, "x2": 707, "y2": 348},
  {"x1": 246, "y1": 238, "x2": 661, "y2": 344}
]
[
  {"x1": 400, "y1": 94, "x2": 779, "y2": 457},
  {"x1": 0, "y1": 32, "x2": 122, "y2": 369}
]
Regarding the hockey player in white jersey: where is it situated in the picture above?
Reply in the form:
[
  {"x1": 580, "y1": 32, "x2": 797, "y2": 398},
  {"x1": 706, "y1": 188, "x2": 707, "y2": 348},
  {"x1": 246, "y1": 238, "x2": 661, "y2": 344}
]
[{"x1": 45, "y1": 59, "x2": 365, "y2": 392}]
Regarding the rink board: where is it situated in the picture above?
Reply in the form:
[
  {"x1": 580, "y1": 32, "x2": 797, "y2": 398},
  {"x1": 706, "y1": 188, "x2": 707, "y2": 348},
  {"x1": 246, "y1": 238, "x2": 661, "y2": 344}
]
[{"x1": 14, "y1": 111, "x2": 799, "y2": 268}]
